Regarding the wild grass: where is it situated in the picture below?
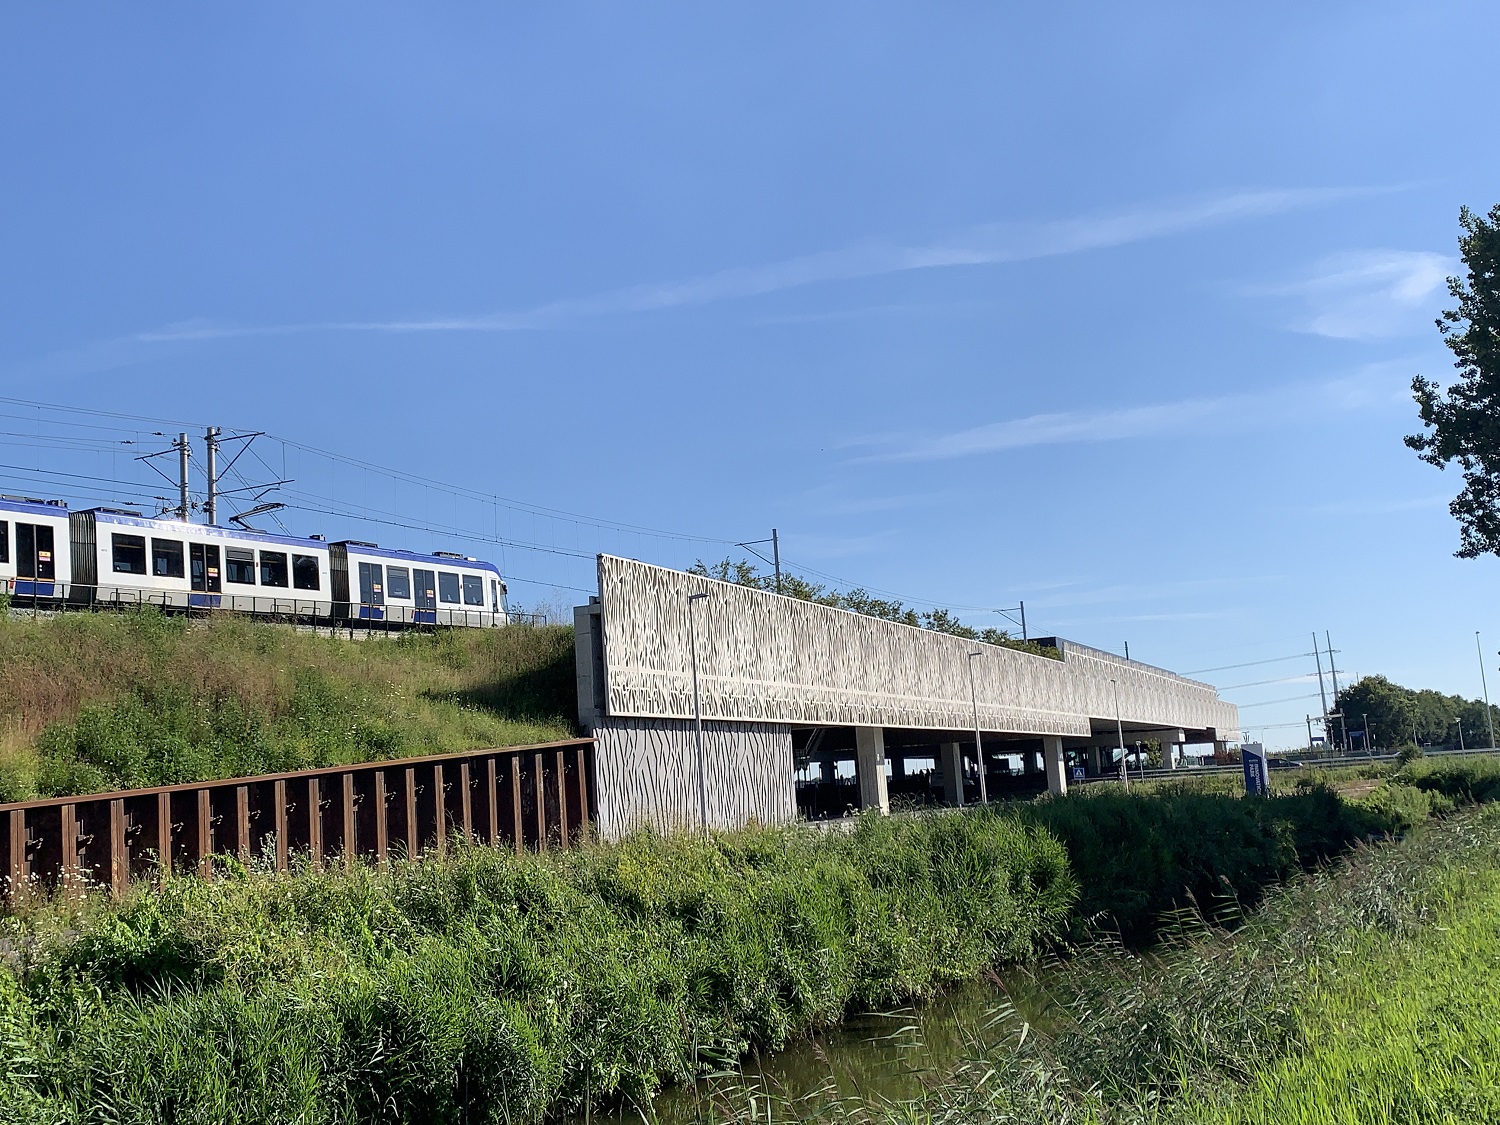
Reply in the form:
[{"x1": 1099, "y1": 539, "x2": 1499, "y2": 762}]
[
  {"x1": 1012, "y1": 784, "x2": 1383, "y2": 942},
  {"x1": 651, "y1": 806, "x2": 1500, "y2": 1125},
  {"x1": 0, "y1": 608, "x2": 576, "y2": 801},
  {"x1": 0, "y1": 809, "x2": 1074, "y2": 1123}
]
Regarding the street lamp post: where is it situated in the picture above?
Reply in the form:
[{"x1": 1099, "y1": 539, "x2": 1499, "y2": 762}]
[
  {"x1": 967, "y1": 652, "x2": 989, "y2": 804},
  {"x1": 687, "y1": 592, "x2": 710, "y2": 836},
  {"x1": 1111, "y1": 678, "x2": 1128, "y2": 790},
  {"x1": 1363, "y1": 712, "x2": 1372, "y2": 755},
  {"x1": 1455, "y1": 717, "x2": 1466, "y2": 753},
  {"x1": 1479, "y1": 632, "x2": 1496, "y2": 750}
]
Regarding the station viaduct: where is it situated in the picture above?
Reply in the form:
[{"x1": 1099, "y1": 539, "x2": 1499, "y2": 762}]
[{"x1": 575, "y1": 556, "x2": 1241, "y2": 838}]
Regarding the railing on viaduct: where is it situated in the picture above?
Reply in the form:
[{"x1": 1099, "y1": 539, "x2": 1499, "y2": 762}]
[{"x1": 0, "y1": 737, "x2": 595, "y2": 903}]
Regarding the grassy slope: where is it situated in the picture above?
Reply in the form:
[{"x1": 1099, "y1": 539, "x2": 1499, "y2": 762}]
[
  {"x1": 1190, "y1": 855, "x2": 1500, "y2": 1124},
  {"x1": 0, "y1": 609, "x2": 576, "y2": 801}
]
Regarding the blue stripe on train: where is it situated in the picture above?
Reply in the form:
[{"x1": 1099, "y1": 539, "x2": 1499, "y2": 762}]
[
  {"x1": 13, "y1": 581, "x2": 56, "y2": 597},
  {"x1": 358, "y1": 605, "x2": 386, "y2": 620},
  {"x1": 189, "y1": 593, "x2": 222, "y2": 608}
]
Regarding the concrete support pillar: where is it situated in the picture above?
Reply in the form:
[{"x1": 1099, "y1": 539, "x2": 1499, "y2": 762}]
[
  {"x1": 1022, "y1": 749, "x2": 1038, "y2": 775},
  {"x1": 939, "y1": 742, "x2": 964, "y2": 807},
  {"x1": 1042, "y1": 735, "x2": 1067, "y2": 797},
  {"x1": 855, "y1": 726, "x2": 890, "y2": 814},
  {"x1": 1213, "y1": 739, "x2": 1228, "y2": 760},
  {"x1": 1159, "y1": 730, "x2": 1184, "y2": 770},
  {"x1": 890, "y1": 753, "x2": 906, "y2": 780},
  {"x1": 819, "y1": 758, "x2": 835, "y2": 784},
  {"x1": 1087, "y1": 745, "x2": 1102, "y2": 777}
]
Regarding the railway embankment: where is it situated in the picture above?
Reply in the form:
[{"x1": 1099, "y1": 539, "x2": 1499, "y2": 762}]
[
  {"x1": 4, "y1": 760, "x2": 1490, "y2": 1121},
  {"x1": 0, "y1": 607, "x2": 576, "y2": 803}
]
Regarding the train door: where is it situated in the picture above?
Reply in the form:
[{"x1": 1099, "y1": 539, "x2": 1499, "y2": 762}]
[
  {"x1": 357, "y1": 561, "x2": 384, "y2": 619},
  {"x1": 15, "y1": 522, "x2": 56, "y2": 597},
  {"x1": 413, "y1": 568, "x2": 436, "y2": 624},
  {"x1": 190, "y1": 543, "x2": 222, "y2": 607}
]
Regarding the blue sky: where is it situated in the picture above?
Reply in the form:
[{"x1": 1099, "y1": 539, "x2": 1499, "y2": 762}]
[{"x1": 2, "y1": 2, "x2": 1497, "y2": 747}]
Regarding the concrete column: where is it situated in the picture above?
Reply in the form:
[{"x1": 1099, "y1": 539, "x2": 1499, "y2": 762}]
[
  {"x1": 1022, "y1": 749, "x2": 1038, "y2": 775},
  {"x1": 939, "y1": 742, "x2": 964, "y2": 807},
  {"x1": 1158, "y1": 730, "x2": 1185, "y2": 770},
  {"x1": 1213, "y1": 739, "x2": 1228, "y2": 760},
  {"x1": 890, "y1": 753, "x2": 906, "y2": 780},
  {"x1": 1042, "y1": 735, "x2": 1067, "y2": 796},
  {"x1": 1087, "y1": 745, "x2": 1102, "y2": 777},
  {"x1": 855, "y1": 726, "x2": 890, "y2": 814}
]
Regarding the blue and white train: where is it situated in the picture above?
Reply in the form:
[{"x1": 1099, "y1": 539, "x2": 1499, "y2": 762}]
[{"x1": 1, "y1": 495, "x2": 510, "y2": 628}]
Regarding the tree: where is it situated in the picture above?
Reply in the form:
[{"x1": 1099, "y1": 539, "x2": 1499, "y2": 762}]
[
  {"x1": 1407, "y1": 204, "x2": 1500, "y2": 558},
  {"x1": 1335, "y1": 674, "x2": 1498, "y2": 750}
]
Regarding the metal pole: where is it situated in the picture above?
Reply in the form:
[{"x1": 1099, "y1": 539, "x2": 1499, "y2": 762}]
[
  {"x1": 1457, "y1": 718, "x2": 1465, "y2": 753},
  {"x1": 772, "y1": 529, "x2": 781, "y2": 596},
  {"x1": 1111, "y1": 678, "x2": 1128, "y2": 790},
  {"x1": 177, "y1": 433, "x2": 190, "y2": 521},
  {"x1": 1478, "y1": 632, "x2": 1496, "y2": 750},
  {"x1": 688, "y1": 592, "x2": 709, "y2": 837},
  {"x1": 1364, "y1": 712, "x2": 1372, "y2": 754},
  {"x1": 968, "y1": 652, "x2": 988, "y2": 804},
  {"x1": 1306, "y1": 715, "x2": 1314, "y2": 754},
  {"x1": 1019, "y1": 601, "x2": 1027, "y2": 641},
  {"x1": 205, "y1": 427, "x2": 221, "y2": 526},
  {"x1": 1326, "y1": 631, "x2": 1347, "y2": 752},
  {"x1": 1312, "y1": 633, "x2": 1330, "y2": 747}
]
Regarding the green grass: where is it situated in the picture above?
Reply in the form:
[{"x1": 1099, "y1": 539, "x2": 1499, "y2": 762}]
[
  {"x1": 0, "y1": 810, "x2": 1074, "y2": 1123},
  {"x1": 1185, "y1": 866, "x2": 1500, "y2": 1124},
  {"x1": 0, "y1": 608, "x2": 577, "y2": 801},
  {"x1": 663, "y1": 802, "x2": 1500, "y2": 1125}
]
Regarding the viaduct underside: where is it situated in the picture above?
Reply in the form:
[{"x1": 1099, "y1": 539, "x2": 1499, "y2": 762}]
[{"x1": 576, "y1": 556, "x2": 1241, "y2": 839}]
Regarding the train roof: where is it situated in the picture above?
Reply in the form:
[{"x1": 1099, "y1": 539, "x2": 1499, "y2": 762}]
[
  {"x1": 0, "y1": 495, "x2": 69, "y2": 517},
  {"x1": 78, "y1": 508, "x2": 327, "y2": 551},
  {"x1": 332, "y1": 540, "x2": 503, "y2": 576}
]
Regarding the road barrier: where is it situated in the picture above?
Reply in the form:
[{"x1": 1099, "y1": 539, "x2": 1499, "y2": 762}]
[{"x1": 0, "y1": 738, "x2": 595, "y2": 903}]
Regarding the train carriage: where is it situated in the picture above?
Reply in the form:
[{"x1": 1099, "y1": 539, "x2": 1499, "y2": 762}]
[
  {"x1": 330, "y1": 541, "x2": 508, "y2": 628},
  {"x1": 68, "y1": 508, "x2": 334, "y2": 618},
  {"x1": 0, "y1": 495, "x2": 71, "y2": 602}
]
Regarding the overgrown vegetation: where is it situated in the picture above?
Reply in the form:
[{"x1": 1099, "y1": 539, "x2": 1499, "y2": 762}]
[
  {"x1": 0, "y1": 609, "x2": 576, "y2": 801},
  {"x1": 663, "y1": 799, "x2": 1500, "y2": 1125},
  {"x1": 689, "y1": 558, "x2": 1059, "y2": 659},
  {"x1": 0, "y1": 811, "x2": 1074, "y2": 1122}
]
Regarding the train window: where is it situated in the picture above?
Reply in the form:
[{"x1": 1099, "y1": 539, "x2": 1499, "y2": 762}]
[
  {"x1": 292, "y1": 554, "x2": 320, "y2": 591},
  {"x1": 438, "y1": 571, "x2": 460, "y2": 603},
  {"x1": 152, "y1": 539, "x2": 185, "y2": 579},
  {"x1": 225, "y1": 547, "x2": 255, "y2": 585},
  {"x1": 259, "y1": 551, "x2": 289, "y2": 587},
  {"x1": 358, "y1": 561, "x2": 384, "y2": 605},
  {"x1": 111, "y1": 533, "x2": 147, "y2": 575},
  {"x1": 0, "y1": 521, "x2": 7, "y2": 564},
  {"x1": 462, "y1": 574, "x2": 484, "y2": 606},
  {"x1": 386, "y1": 566, "x2": 410, "y2": 599}
]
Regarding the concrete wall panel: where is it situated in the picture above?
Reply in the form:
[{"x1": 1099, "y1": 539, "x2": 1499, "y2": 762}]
[{"x1": 596, "y1": 555, "x2": 1239, "y2": 738}]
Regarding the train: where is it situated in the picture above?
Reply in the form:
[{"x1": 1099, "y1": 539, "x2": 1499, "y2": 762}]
[{"x1": 0, "y1": 494, "x2": 510, "y2": 628}]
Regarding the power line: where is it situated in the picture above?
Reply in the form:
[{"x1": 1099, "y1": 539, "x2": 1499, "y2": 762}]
[
  {"x1": 1233, "y1": 692, "x2": 1325, "y2": 709},
  {"x1": 1184, "y1": 652, "x2": 1316, "y2": 676}
]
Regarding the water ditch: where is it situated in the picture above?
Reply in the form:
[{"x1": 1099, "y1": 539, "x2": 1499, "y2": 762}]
[{"x1": 591, "y1": 967, "x2": 1065, "y2": 1125}]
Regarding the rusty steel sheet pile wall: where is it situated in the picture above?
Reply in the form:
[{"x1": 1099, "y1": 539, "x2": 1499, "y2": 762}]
[
  {"x1": 0, "y1": 739, "x2": 594, "y2": 903},
  {"x1": 595, "y1": 556, "x2": 1239, "y2": 738}
]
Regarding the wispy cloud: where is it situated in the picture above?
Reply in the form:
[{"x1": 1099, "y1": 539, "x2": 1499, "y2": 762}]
[
  {"x1": 1249, "y1": 249, "x2": 1451, "y2": 339},
  {"x1": 874, "y1": 397, "x2": 1234, "y2": 462},
  {"x1": 346, "y1": 187, "x2": 1383, "y2": 332},
  {"x1": 859, "y1": 364, "x2": 1419, "y2": 464}
]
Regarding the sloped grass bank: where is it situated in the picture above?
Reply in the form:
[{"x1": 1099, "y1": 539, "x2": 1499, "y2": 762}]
[
  {"x1": 0, "y1": 812, "x2": 1074, "y2": 1123},
  {"x1": 669, "y1": 775, "x2": 1500, "y2": 1125},
  {"x1": 0, "y1": 609, "x2": 576, "y2": 801}
]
